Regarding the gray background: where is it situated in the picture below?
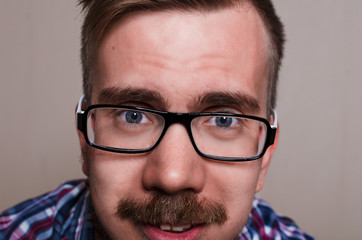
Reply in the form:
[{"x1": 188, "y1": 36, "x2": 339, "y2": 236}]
[{"x1": 1, "y1": 1, "x2": 361, "y2": 239}]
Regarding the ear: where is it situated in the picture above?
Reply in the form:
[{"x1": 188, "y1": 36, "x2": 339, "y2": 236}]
[
  {"x1": 255, "y1": 123, "x2": 279, "y2": 192},
  {"x1": 75, "y1": 103, "x2": 89, "y2": 176}
]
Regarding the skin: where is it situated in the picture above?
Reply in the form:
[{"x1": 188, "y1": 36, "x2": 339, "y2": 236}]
[{"x1": 78, "y1": 5, "x2": 279, "y2": 240}]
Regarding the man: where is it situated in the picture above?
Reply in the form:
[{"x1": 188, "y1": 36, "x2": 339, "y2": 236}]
[{"x1": 0, "y1": 0, "x2": 314, "y2": 239}]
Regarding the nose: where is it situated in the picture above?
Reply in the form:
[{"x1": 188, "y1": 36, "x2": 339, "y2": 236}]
[{"x1": 142, "y1": 124, "x2": 206, "y2": 194}]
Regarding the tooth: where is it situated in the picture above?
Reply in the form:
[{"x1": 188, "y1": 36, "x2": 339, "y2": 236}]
[
  {"x1": 172, "y1": 224, "x2": 192, "y2": 232},
  {"x1": 171, "y1": 226, "x2": 184, "y2": 232},
  {"x1": 160, "y1": 225, "x2": 172, "y2": 231}
]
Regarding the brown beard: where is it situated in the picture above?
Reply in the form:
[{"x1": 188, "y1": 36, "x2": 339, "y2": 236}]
[{"x1": 116, "y1": 191, "x2": 228, "y2": 226}]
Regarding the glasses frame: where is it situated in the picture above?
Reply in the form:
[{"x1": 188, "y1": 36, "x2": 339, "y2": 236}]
[{"x1": 76, "y1": 95, "x2": 277, "y2": 162}]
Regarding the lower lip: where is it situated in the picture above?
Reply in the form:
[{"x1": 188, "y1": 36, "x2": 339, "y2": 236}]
[{"x1": 143, "y1": 225, "x2": 203, "y2": 240}]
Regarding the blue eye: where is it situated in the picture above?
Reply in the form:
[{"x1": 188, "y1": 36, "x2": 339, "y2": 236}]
[
  {"x1": 124, "y1": 111, "x2": 144, "y2": 124},
  {"x1": 214, "y1": 116, "x2": 235, "y2": 128}
]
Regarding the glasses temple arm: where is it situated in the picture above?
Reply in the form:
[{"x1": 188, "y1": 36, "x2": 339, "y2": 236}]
[
  {"x1": 76, "y1": 94, "x2": 86, "y2": 132},
  {"x1": 77, "y1": 95, "x2": 86, "y2": 114},
  {"x1": 271, "y1": 109, "x2": 278, "y2": 129}
]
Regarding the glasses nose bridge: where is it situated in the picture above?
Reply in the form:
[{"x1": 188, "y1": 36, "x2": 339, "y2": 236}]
[
  {"x1": 164, "y1": 112, "x2": 193, "y2": 130},
  {"x1": 161, "y1": 112, "x2": 194, "y2": 143}
]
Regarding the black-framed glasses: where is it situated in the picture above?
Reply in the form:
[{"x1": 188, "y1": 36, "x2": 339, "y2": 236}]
[{"x1": 77, "y1": 95, "x2": 277, "y2": 162}]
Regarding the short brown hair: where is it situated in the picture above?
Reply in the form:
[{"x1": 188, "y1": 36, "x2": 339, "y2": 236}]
[{"x1": 78, "y1": 0, "x2": 284, "y2": 115}]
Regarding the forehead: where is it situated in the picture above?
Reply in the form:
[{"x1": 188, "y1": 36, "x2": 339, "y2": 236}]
[{"x1": 95, "y1": 5, "x2": 269, "y2": 113}]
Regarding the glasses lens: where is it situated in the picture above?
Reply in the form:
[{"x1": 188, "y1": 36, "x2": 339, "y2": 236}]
[
  {"x1": 86, "y1": 107, "x2": 165, "y2": 151},
  {"x1": 191, "y1": 115, "x2": 268, "y2": 159}
]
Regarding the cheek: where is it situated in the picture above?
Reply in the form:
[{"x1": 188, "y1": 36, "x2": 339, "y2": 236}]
[
  {"x1": 205, "y1": 161, "x2": 262, "y2": 233},
  {"x1": 87, "y1": 150, "x2": 145, "y2": 214},
  {"x1": 86, "y1": 150, "x2": 149, "y2": 239},
  {"x1": 207, "y1": 160, "x2": 262, "y2": 197}
]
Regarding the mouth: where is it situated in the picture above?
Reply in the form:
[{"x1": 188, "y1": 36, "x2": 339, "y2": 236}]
[{"x1": 143, "y1": 224, "x2": 204, "y2": 240}]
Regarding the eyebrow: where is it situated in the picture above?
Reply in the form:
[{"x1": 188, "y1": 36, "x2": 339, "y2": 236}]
[
  {"x1": 98, "y1": 86, "x2": 168, "y2": 110},
  {"x1": 98, "y1": 86, "x2": 260, "y2": 114},
  {"x1": 190, "y1": 91, "x2": 260, "y2": 114}
]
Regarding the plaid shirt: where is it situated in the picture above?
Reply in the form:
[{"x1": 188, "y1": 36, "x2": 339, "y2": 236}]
[{"x1": 0, "y1": 180, "x2": 314, "y2": 240}]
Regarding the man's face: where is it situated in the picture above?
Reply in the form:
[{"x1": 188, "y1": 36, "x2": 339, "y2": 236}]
[{"x1": 80, "y1": 5, "x2": 275, "y2": 240}]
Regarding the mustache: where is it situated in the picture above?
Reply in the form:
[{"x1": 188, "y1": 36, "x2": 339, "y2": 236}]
[{"x1": 116, "y1": 191, "x2": 228, "y2": 226}]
